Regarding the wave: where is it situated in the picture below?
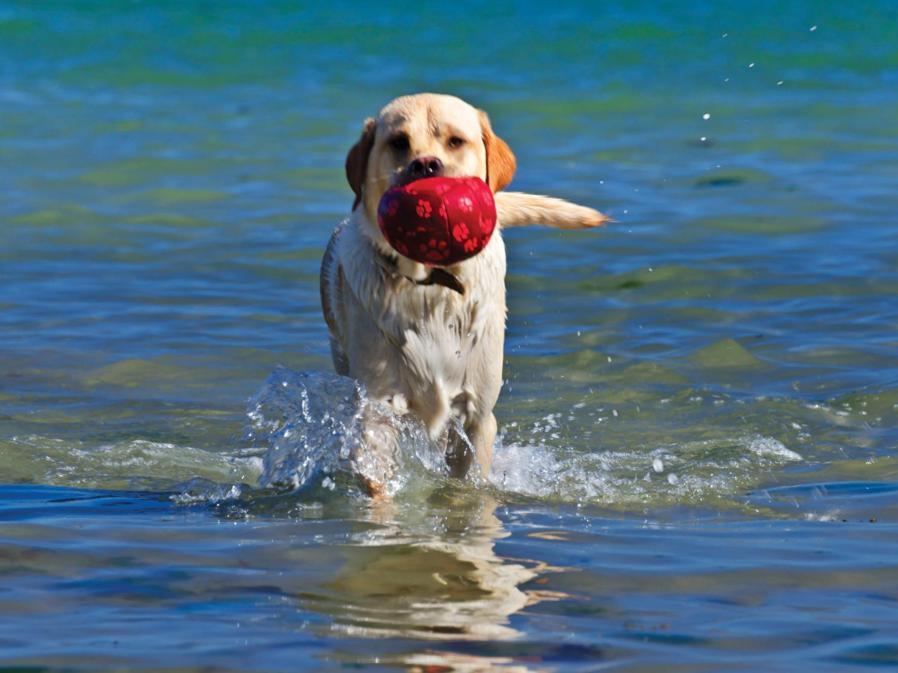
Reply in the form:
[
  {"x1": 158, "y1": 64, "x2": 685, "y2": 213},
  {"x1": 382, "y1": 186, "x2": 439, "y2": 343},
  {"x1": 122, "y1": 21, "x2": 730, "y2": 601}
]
[{"x1": 3, "y1": 367, "x2": 806, "y2": 511}]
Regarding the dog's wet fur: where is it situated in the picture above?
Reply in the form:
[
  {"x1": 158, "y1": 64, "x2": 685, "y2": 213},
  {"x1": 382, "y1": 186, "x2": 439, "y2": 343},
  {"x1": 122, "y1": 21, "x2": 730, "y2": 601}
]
[{"x1": 321, "y1": 93, "x2": 606, "y2": 495}]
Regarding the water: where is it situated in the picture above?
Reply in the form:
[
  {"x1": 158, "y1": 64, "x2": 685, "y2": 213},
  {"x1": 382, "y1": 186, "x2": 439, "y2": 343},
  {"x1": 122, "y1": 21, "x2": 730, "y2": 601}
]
[{"x1": 2, "y1": 0, "x2": 898, "y2": 669}]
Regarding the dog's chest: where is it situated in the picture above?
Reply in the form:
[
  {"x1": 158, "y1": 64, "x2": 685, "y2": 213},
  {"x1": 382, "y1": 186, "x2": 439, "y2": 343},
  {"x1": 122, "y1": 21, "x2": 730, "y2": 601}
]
[
  {"x1": 334, "y1": 219, "x2": 506, "y2": 416},
  {"x1": 389, "y1": 287, "x2": 486, "y2": 375},
  {"x1": 385, "y1": 283, "x2": 499, "y2": 428}
]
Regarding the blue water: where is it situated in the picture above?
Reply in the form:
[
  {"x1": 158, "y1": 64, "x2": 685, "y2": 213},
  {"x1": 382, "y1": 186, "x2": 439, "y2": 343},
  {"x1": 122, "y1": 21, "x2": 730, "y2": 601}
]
[{"x1": 2, "y1": 1, "x2": 898, "y2": 670}]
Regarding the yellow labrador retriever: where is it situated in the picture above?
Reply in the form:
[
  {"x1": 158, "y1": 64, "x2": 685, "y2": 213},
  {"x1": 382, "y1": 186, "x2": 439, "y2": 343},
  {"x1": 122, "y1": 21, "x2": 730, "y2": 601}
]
[{"x1": 321, "y1": 93, "x2": 605, "y2": 495}]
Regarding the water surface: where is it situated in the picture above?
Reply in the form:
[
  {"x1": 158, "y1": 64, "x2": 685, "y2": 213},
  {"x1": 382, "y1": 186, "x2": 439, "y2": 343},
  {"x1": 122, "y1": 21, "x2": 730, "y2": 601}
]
[{"x1": 2, "y1": 1, "x2": 898, "y2": 670}]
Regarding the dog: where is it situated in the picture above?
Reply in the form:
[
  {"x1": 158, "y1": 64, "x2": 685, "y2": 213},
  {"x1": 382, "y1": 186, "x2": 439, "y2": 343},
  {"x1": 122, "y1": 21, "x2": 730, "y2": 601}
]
[{"x1": 321, "y1": 93, "x2": 605, "y2": 495}]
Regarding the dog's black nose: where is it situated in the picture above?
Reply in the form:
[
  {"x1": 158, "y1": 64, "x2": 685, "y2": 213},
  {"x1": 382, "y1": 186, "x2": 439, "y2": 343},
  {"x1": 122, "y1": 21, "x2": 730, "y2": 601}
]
[{"x1": 407, "y1": 156, "x2": 443, "y2": 179}]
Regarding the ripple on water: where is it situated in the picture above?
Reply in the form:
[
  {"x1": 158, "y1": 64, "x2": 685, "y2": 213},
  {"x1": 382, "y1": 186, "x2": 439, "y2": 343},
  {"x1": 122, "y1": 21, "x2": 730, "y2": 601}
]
[
  {"x1": 0, "y1": 435, "x2": 262, "y2": 491},
  {"x1": 9, "y1": 362, "x2": 897, "y2": 522}
]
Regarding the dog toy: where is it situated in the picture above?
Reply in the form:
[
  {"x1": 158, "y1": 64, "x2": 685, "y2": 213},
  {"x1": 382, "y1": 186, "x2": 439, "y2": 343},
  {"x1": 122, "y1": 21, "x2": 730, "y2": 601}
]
[{"x1": 377, "y1": 176, "x2": 497, "y2": 266}]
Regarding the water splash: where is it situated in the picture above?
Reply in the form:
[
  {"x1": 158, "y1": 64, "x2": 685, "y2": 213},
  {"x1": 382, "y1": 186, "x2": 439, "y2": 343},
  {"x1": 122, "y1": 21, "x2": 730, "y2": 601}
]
[
  {"x1": 246, "y1": 367, "x2": 365, "y2": 491},
  {"x1": 2, "y1": 367, "x2": 806, "y2": 512},
  {"x1": 246, "y1": 366, "x2": 453, "y2": 497},
  {"x1": 244, "y1": 367, "x2": 803, "y2": 509},
  {"x1": 489, "y1": 435, "x2": 801, "y2": 507}
]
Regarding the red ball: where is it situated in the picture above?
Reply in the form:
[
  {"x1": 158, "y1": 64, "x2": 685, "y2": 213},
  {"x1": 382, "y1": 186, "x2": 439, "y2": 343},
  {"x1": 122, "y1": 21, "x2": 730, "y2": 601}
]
[{"x1": 377, "y1": 176, "x2": 497, "y2": 266}]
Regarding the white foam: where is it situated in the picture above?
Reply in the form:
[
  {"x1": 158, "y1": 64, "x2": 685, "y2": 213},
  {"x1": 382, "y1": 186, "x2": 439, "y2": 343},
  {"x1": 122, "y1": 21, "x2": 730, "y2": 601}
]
[
  {"x1": 489, "y1": 435, "x2": 801, "y2": 506},
  {"x1": 745, "y1": 436, "x2": 802, "y2": 461}
]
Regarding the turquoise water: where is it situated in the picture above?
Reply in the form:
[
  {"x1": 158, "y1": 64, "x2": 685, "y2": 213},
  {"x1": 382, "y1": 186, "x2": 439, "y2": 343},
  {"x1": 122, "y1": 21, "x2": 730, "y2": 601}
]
[{"x1": 2, "y1": 1, "x2": 898, "y2": 670}]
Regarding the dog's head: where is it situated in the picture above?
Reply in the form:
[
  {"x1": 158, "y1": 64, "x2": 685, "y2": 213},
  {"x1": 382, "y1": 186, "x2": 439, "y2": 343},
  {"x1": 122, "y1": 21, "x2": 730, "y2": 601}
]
[{"x1": 345, "y1": 93, "x2": 516, "y2": 245}]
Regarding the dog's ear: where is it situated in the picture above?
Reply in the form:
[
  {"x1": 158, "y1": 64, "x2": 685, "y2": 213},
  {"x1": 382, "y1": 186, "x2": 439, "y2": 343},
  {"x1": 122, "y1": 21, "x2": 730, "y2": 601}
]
[
  {"x1": 478, "y1": 109, "x2": 516, "y2": 192},
  {"x1": 345, "y1": 117, "x2": 376, "y2": 210}
]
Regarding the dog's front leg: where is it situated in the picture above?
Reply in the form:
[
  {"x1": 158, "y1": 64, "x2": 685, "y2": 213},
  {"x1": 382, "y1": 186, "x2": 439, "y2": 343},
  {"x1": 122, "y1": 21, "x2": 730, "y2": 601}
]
[
  {"x1": 352, "y1": 401, "x2": 402, "y2": 498},
  {"x1": 460, "y1": 412, "x2": 497, "y2": 480}
]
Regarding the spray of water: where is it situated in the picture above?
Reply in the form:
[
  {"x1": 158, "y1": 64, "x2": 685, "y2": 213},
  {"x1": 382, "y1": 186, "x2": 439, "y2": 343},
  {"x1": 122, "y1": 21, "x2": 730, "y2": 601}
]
[
  {"x1": 246, "y1": 366, "x2": 458, "y2": 498},
  {"x1": 242, "y1": 367, "x2": 803, "y2": 509}
]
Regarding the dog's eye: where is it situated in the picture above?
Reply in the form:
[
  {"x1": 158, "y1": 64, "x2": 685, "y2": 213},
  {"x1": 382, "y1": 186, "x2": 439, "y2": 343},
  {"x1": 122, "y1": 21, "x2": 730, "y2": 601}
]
[
  {"x1": 447, "y1": 136, "x2": 466, "y2": 149},
  {"x1": 388, "y1": 134, "x2": 410, "y2": 152}
]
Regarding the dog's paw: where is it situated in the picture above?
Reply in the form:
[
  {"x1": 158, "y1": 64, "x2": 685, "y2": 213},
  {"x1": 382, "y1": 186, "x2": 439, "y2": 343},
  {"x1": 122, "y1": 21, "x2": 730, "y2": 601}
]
[{"x1": 357, "y1": 473, "x2": 388, "y2": 499}]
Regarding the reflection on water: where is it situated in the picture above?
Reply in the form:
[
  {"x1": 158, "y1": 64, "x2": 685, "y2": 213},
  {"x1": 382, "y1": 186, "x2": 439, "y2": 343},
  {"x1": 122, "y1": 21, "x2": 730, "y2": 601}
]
[
  {"x1": 0, "y1": 484, "x2": 557, "y2": 671},
  {"x1": 7, "y1": 483, "x2": 894, "y2": 671},
  {"x1": 315, "y1": 494, "x2": 544, "y2": 642},
  {"x1": 246, "y1": 488, "x2": 568, "y2": 672}
]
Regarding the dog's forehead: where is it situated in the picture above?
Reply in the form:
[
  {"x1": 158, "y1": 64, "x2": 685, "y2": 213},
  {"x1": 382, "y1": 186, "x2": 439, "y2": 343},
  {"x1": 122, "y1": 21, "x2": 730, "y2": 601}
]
[{"x1": 377, "y1": 94, "x2": 481, "y2": 136}]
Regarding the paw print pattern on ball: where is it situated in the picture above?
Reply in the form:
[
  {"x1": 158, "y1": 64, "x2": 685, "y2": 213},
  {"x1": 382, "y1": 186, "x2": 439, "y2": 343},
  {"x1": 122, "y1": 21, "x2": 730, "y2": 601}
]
[
  {"x1": 377, "y1": 176, "x2": 497, "y2": 267},
  {"x1": 415, "y1": 199, "x2": 432, "y2": 218},
  {"x1": 451, "y1": 222, "x2": 470, "y2": 242},
  {"x1": 432, "y1": 182, "x2": 452, "y2": 196}
]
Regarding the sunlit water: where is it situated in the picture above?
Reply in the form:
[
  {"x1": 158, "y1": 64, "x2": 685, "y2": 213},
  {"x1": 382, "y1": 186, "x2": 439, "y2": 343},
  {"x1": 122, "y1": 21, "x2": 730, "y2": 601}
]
[{"x1": 2, "y1": 2, "x2": 898, "y2": 670}]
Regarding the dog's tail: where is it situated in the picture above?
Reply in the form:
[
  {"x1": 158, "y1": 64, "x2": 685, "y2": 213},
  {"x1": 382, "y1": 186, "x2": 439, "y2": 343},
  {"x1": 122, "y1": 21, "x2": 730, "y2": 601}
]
[{"x1": 495, "y1": 191, "x2": 609, "y2": 230}]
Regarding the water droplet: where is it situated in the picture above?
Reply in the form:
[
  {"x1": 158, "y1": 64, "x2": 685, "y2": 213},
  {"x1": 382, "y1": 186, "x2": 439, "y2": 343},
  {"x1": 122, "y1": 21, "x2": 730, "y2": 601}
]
[
  {"x1": 667, "y1": 473, "x2": 679, "y2": 485},
  {"x1": 809, "y1": 25, "x2": 817, "y2": 32},
  {"x1": 652, "y1": 458, "x2": 664, "y2": 473},
  {"x1": 702, "y1": 113, "x2": 711, "y2": 120},
  {"x1": 748, "y1": 62, "x2": 755, "y2": 68}
]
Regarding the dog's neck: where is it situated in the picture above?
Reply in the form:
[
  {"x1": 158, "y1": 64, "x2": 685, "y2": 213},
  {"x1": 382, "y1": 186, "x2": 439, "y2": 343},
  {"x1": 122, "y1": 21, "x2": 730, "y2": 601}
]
[
  {"x1": 353, "y1": 208, "x2": 466, "y2": 295},
  {"x1": 375, "y1": 250, "x2": 465, "y2": 295}
]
